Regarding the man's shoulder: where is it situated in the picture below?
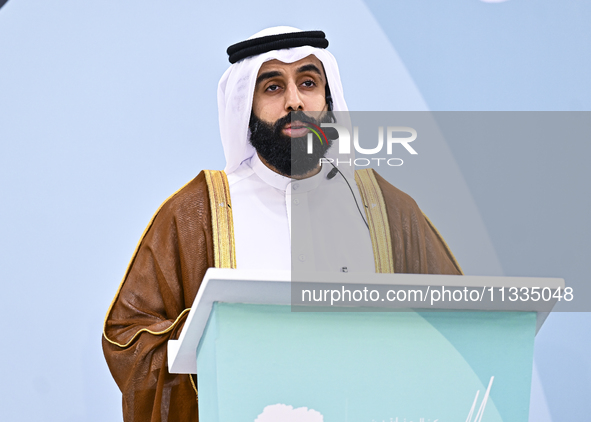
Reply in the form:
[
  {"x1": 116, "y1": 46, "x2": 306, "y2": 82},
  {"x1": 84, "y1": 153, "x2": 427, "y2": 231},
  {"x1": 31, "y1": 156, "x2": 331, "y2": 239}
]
[
  {"x1": 367, "y1": 169, "x2": 463, "y2": 275},
  {"x1": 368, "y1": 169, "x2": 422, "y2": 215},
  {"x1": 156, "y1": 171, "x2": 211, "y2": 218}
]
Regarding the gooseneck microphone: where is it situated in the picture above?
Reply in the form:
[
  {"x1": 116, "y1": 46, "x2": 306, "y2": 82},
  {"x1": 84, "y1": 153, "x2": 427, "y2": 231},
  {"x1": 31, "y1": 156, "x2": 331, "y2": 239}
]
[{"x1": 326, "y1": 167, "x2": 339, "y2": 180}]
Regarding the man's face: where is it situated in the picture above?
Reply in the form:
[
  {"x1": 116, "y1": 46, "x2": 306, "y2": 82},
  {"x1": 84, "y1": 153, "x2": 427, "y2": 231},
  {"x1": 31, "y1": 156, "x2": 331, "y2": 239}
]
[
  {"x1": 249, "y1": 55, "x2": 332, "y2": 177},
  {"x1": 252, "y1": 55, "x2": 328, "y2": 131}
]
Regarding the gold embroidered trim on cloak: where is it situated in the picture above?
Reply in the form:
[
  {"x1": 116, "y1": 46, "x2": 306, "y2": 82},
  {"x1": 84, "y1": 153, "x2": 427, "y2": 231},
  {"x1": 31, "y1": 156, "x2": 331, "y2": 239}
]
[
  {"x1": 189, "y1": 374, "x2": 199, "y2": 401},
  {"x1": 354, "y1": 169, "x2": 395, "y2": 273},
  {"x1": 204, "y1": 170, "x2": 237, "y2": 269},
  {"x1": 103, "y1": 179, "x2": 195, "y2": 348},
  {"x1": 422, "y1": 212, "x2": 464, "y2": 275},
  {"x1": 103, "y1": 171, "x2": 237, "y2": 348}
]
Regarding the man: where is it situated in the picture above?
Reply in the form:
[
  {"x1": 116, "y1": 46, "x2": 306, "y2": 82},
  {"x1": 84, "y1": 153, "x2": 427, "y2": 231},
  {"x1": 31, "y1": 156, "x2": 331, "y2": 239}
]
[{"x1": 103, "y1": 26, "x2": 462, "y2": 422}]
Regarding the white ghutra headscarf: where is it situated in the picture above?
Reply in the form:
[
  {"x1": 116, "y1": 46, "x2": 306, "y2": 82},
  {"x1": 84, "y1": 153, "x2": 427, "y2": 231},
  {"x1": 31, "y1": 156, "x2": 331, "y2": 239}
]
[{"x1": 217, "y1": 26, "x2": 353, "y2": 177}]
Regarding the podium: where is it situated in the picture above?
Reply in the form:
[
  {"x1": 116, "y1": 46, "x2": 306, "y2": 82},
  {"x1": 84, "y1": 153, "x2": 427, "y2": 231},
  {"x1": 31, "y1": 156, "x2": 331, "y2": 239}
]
[{"x1": 168, "y1": 269, "x2": 563, "y2": 422}]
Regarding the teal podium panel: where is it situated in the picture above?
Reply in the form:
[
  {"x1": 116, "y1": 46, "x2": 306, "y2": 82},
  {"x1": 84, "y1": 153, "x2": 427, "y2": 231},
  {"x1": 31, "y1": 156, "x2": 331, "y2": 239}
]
[{"x1": 197, "y1": 303, "x2": 536, "y2": 422}]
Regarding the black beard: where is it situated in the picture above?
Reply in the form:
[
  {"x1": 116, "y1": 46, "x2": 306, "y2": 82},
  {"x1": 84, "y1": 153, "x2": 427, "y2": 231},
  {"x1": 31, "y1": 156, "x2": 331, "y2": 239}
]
[{"x1": 248, "y1": 110, "x2": 333, "y2": 177}]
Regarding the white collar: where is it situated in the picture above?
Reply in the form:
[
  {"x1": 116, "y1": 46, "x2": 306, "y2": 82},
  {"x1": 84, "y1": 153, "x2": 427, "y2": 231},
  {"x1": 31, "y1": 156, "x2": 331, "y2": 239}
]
[{"x1": 250, "y1": 154, "x2": 329, "y2": 193}]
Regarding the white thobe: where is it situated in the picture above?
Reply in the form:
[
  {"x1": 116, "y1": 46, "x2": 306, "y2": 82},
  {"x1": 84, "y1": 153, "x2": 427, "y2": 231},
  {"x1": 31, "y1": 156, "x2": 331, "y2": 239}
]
[{"x1": 227, "y1": 154, "x2": 375, "y2": 273}]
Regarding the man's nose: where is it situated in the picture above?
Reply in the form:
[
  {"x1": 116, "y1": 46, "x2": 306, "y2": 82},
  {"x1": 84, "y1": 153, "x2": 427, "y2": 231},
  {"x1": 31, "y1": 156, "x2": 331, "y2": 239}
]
[{"x1": 284, "y1": 82, "x2": 304, "y2": 111}]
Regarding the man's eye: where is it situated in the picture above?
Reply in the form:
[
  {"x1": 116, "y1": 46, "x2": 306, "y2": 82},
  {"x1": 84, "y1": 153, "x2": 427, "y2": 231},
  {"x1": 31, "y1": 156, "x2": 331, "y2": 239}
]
[
  {"x1": 266, "y1": 84, "x2": 280, "y2": 92},
  {"x1": 302, "y1": 80, "x2": 316, "y2": 88}
]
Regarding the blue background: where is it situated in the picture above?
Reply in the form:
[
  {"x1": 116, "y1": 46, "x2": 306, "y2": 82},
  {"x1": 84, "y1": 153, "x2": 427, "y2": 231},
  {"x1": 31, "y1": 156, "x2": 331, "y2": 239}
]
[{"x1": 0, "y1": 0, "x2": 589, "y2": 420}]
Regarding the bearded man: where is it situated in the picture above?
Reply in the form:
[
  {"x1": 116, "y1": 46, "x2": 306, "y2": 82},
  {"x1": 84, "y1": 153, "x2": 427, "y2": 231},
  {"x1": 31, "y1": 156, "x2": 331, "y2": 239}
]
[{"x1": 102, "y1": 26, "x2": 462, "y2": 422}]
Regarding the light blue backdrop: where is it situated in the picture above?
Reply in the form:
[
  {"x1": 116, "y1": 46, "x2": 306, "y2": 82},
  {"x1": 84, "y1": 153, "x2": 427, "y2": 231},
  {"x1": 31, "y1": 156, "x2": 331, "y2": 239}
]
[{"x1": 0, "y1": 1, "x2": 588, "y2": 421}]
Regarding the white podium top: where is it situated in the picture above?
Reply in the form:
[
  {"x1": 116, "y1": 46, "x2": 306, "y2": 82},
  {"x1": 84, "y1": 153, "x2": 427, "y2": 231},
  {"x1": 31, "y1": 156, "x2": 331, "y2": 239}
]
[{"x1": 168, "y1": 269, "x2": 564, "y2": 374}]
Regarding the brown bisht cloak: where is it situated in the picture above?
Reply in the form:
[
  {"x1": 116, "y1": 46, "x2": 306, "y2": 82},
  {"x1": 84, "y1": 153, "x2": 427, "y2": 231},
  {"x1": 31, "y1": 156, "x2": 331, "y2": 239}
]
[{"x1": 102, "y1": 169, "x2": 462, "y2": 422}]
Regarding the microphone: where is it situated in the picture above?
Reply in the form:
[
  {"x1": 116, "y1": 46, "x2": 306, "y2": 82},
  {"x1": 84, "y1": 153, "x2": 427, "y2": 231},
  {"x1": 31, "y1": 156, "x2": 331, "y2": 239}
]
[
  {"x1": 326, "y1": 167, "x2": 339, "y2": 180},
  {"x1": 323, "y1": 126, "x2": 339, "y2": 141}
]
